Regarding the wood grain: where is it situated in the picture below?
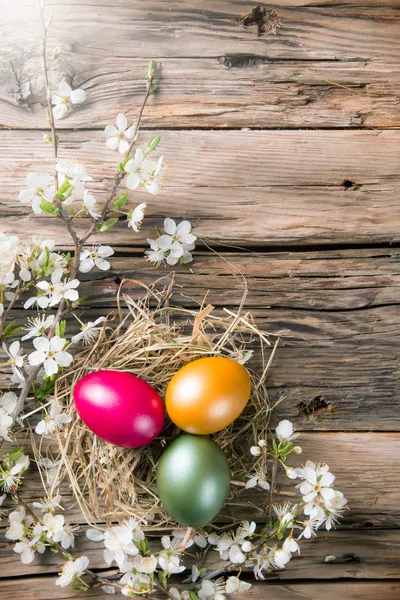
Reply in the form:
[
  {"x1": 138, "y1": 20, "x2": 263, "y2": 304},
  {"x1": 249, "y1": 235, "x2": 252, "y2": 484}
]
[
  {"x1": 1, "y1": 433, "x2": 399, "y2": 527},
  {"x1": 1, "y1": 0, "x2": 399, "y2": 595},
  {"x1": 2, "y1": 0, "x2": 400, "y2": 62},
  {"x1": 1, "y1": 529, "x2": 399, "y2": 580},
  {"x1": 1, "y1": 130, "x2": 400, "y2": 246},
  {"x1": 0, "y1": 248, "x2": 399, "y2": 431},
  {"x1": 2, "y1": 56, "x2": 400, "y2": 129},
  {"x1": 0, "y1": 578, "x2": 398, "y2": 600}
]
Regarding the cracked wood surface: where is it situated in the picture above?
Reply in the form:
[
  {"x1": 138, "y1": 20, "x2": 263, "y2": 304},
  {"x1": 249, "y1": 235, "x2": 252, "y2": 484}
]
[
  {"x1": 1, "y1": 130, "x2": 400, "y2": 246},
  {"x1": 0, "y1": 0, "x2": 399, "y2": 597}
]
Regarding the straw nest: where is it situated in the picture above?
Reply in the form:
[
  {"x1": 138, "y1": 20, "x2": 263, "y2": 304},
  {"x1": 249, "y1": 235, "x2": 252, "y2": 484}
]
[{"x1": 45, "y1": 277, "x2": 278, "y2": 528}]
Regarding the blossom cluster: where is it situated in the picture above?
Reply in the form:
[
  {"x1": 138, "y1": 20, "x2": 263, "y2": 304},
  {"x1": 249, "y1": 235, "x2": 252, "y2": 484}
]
[{"x1": 0, "y1": 418, "x2": 348, "y2": 597}]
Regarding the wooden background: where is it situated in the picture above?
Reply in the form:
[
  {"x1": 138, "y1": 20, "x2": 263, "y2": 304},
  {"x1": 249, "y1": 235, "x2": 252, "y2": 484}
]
[{"x1": 1, "y1": 0, "x2": 400, "y2": 598}]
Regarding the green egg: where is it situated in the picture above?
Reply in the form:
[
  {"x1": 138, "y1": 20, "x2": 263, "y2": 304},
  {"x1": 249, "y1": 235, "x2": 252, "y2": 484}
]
[{"x1": 156, "y1": 434, "x2": 231, "y2": 527}]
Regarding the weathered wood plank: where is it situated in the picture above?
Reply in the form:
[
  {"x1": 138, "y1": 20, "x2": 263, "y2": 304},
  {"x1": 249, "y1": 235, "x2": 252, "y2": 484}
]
[
  {"x1": 0, "y1": 248, "x2": 399, "y2": 431},
  {"x1": 2, "y1": 0, "x2": 400, "y2": 62},
  {"x1": 1, "y1": 433, "x2": 399, "y2": 527},
  {"x1": 2, "y1": 56, "x2": 400, "y2": 129},
  {"x1": 77, "y1": 249, "x2": 400, "y2": 311},
  {"x1": 1, "y1": 529, "x2": 399, "y2": 580},
  {"x1": 0, "y1": 577, "x2": 398, "y2": 600},
  {"x1": 1, "y1": 130, "x2": 400, "y2": 246}
]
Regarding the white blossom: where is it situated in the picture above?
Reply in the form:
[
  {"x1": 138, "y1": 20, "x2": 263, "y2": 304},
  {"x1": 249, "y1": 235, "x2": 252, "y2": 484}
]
[
  {"x1": 245, "y1": 473, "x2": 270, "y2": 491},
  {"x1": 124, "y1": 149, "x2": 151, "y2": 189},
  {"x1": 52, "y1": 82, "x2": 86, "y2": 120},
  {"x1": 29, "y1": 336, "x2": 73, "y2": 377},
  {"x1": 270, "y1": 547, "x2": 291, "y2": 569},
  {"x1": 40, "y1": 512, "x2": 65, "y2": 540},
  {"x1": 18, "y1": 173, "x2": 54, "y2": 214},
  {"x1": 143, "y1": 156, "x2": 166, "y2": 195},
  {"x1": 35, "y1": 400, "x2": 72, "y2": 435},
  {"x1": 121, "y1": 573, "x2": 153, "y2": 597},
  {"x1": 56, "y1": 556, "x2": 89, "y2": 586},
  {"x1": 2, "y1": 341, "x2": 25, "y2": 381},
  {"x1": 283, "y1": 535, "x2": 300, "y2": 555},
  {"x1": 79, "y1": 245, "x2": 114, "y2": 273},
  {"x1": 0, "y1": 391, "x2": 17, "y2": 441},
  {"x1": 198, "y1": 579, "x2": 226, "y2": 600},
  {"x1": 71, "y1": 316, "x2": 106, "y2": 345},
  {"x1": 13, "y1": 536, "x2": 45, "y2": 564},
  {"x1": 56, "y1": 159, "x2": 92, "y2": 201},
  {"x1": 145, "y1": 237, "x2": 169, "y2": 266},
  {"x1": 146, "y1": 218, "x2": 196, "y2": 266},
  {"x1": 164, "y1": 218, "x2": 196, "y2": 246},
  {"x1": 5, "y1": 506, "x2": 33, "y2": 540},
  {"x1": 105, "y1": 113, "x2": 135, "y2": 154},
  {"x1": 133, "y1": 554, "x2": 158, "y2": 574},
  {"x1": 225, "y1": 576, "x2": 252, "y2": 594},
  {"x1": 169, "y1": 588, "x2": 190, "y2": 600},
  {"x1": 127, "y1": 203, "x2": 147, "y2": 232},
  {"x1": 298, "y1": 517, "x2": 320, "y2": 540},
  {"x1": 34, "y1": 268, "x2": 80, "y2": 308},
  {"x1": 298, "y1": 461, "x2": 335, "y2": 504},
  {"x1": 83, "y1": 190, "x2": 101, "y2": 219},
  {"x1": 158, "y1": 535, "x2": 186, "y2": 574},
  {"x1": 276, "y1": 420, "x2": 299, "y2": 442},
  {"x1": 102, "y1": 518, "x2": 144, "y2": 567},
  {"x1": 22, "y1": 314, "x2": 55, "y2": 341},
  {"x1": 32, "y1": 493, "x2": 62, "y2": 513}
]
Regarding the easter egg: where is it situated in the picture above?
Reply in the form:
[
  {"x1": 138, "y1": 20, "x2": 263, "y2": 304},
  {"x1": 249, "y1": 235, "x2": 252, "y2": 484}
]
[
  {"x1": 73, "y1": 370, "x2": 164, "y2": 448},
  {"x1": 156, "y1": 434, "x2": 230, "y2": 526},
  {"x1": 166, "y1": 357, "x2": 251, "y2": 435}
]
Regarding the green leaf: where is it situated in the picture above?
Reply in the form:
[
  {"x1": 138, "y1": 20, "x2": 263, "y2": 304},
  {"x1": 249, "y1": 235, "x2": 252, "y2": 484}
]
[
  {"x1": 8, "y1": 447, "x2": 24, "y2": 461},
  {"x1": 2, "y1": 320, "x2": 25, "y2": 338},
  {"x1": 55, "y1": 320, "x2": 66, "y2": 338},
  {"x1": 98, "y1": 217, "x2": 119, "y2": 232},
  {"x1": 112, "y1": 192, "x2": 128, "y2": 209},
  {"x1": 148, "y1": 59, "x2": 157, "y2": 77},
  {"x1": 189, "y1": 592, "x2": 199, "y2": 600},
  {"x1": 35, "y1": 377, "x2": 55, "y2": 400},
  {"x1": 146, "y1": 134, "x2": 161, "y2": 154},
  {"x1": 39, "y1": 198, "x2": 59, "y2": 215}
]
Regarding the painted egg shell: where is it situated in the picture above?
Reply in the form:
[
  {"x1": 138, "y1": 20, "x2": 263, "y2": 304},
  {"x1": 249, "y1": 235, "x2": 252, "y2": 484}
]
[
  {"x1": 156, "y1": 434, "x2": 230, "y2": 527},
  {"x1": 166, "y1": 357, "x2": 251, "y2": 434},
  {"x1": 73, "y1": 370, "x2": 164, "y2": 448}
]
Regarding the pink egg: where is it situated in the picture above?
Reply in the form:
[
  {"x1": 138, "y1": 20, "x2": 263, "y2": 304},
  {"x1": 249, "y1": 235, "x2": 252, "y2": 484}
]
[{"x1": 73, "y1": 370, "x2": 164, "y2": 448}]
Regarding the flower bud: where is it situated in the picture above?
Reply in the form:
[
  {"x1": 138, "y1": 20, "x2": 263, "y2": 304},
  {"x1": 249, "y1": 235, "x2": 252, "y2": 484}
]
[
  {"x1": 293, "y1": 446, "x2": 302, "y2": 455},
  {"x1": 250, "y1": 446, "x2": 262, "y2": 457},
  {"x1": 284, "y1": 466, "x2": 298, "y2": 480},
  {"x1": 43, "y1": 134, "x2": 51, "y2": 144},
  {"x1": 258, "y1": 439, "x2": 267, "y2": 448},
  {"x1": 242, "y1": 541, "x2": 253, "y2": 553}
]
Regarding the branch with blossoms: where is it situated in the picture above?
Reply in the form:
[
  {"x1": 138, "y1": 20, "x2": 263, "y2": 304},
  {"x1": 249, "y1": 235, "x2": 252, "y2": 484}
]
[
  {"x1": 0, "y1": 419, "x2": 348, "y2": 597},
  {"x1": 0, "y1": 2, "x2": 197, "y2": 430}
]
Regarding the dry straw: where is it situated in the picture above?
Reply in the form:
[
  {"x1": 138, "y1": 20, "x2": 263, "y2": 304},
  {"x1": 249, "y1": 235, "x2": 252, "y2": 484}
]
[{"x1": 42, "y1": 276, "x2": 278, "y2": 529}]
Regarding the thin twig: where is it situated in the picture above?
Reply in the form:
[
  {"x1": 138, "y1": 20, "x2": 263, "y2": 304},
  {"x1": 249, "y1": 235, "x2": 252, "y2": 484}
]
[
  {"x1": 39, "y1": 4, "x2": 58, "y2": 191},
  {"x1": 11, "y1": 7, "x2": 157, "y2": 420},
  {"x1": 13, "y1": 494, "x2": 124, "y2": 590},
  {"x1": 268, "y1": 457, "x2": 278, "y2": 528}
]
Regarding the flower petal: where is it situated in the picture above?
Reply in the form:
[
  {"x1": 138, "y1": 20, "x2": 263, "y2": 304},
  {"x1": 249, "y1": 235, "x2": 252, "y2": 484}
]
[
  {"x1": 116, "y1": 113, "x2": 128, "y2": 132},
  {"x1": 70, "y1": 88, "x2": 86, "y2": 104},
  {"x1": 106, "y1": 136, "x2": 119, "y2": 151}
]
